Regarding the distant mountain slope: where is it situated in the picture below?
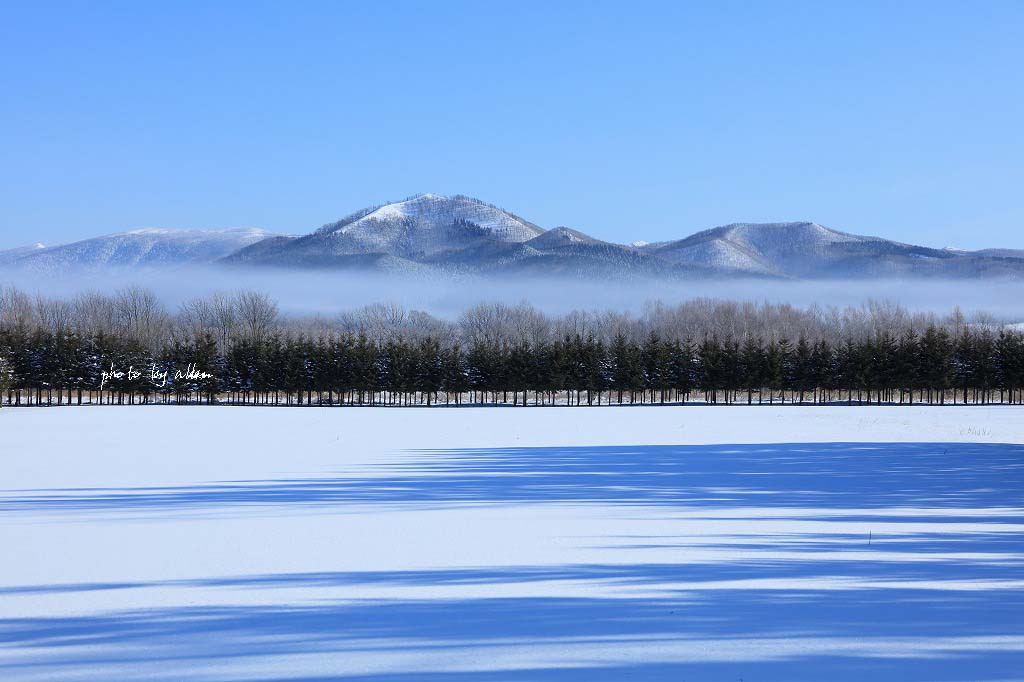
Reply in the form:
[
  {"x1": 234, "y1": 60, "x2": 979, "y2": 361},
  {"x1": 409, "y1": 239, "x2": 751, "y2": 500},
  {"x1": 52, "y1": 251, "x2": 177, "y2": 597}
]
[
  {"x1": 525, "y1": 226, "x2": 602, "y2": 250},
  {"x1": 223, "y1": 235, "x2": 301, "y2": 264},
  {"x1": 648, "y1": 222, "x2": 876, "y2": 276},
  {"x1": 974, "y1": 248, "x2": 1024, "y2": 260},
  {"x1": 646, "y1": 221, "x2": 1024, "y2": 278},
  {"x1": 506, "y1": 227, "x2": 741, "y2": 279},
  {"x1": 0, "y1": 243, "x2": 48, "y2": 266},
  {"x1": 1, "y1": 228, "x2": 281, "y2": 270}
]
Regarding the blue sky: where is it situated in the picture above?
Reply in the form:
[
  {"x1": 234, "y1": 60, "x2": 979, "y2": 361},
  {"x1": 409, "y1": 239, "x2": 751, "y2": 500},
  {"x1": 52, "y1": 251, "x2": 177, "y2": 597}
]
[{"x1": 1, "y1": 1, "x2": 1022, "y2": 250}]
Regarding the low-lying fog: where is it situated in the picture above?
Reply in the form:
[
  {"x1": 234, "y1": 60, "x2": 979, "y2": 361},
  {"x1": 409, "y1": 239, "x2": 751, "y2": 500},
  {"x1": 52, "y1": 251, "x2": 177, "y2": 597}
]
[{"x1": 2, "y1": 266, "x2": 1022, "y2": 322}]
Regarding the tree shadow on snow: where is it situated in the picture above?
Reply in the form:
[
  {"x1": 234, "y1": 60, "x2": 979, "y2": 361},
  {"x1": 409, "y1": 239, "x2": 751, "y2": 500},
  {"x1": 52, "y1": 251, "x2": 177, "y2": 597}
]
[
  {"x1": 2, "y1": 442, "x2": 1021, "y2": 515},
  {"x1": 2, "y1": 576, "x2": 1023, "y2": 680},
  {"x1": 1, "y1": 442, "x2": 1023, "y2": 680}
]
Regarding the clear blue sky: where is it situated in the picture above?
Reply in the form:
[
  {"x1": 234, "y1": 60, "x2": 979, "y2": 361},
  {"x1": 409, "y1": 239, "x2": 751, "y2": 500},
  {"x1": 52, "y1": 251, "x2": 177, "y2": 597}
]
[{"x1": 1, "y1": 1, "x2": 1022, "y2": 250}]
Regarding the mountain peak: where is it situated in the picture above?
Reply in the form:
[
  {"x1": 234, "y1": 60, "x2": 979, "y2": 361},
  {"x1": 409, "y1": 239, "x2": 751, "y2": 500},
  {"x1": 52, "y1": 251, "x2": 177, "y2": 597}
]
[
  {"x1": 306, "y1": 194, "x2": 545, "y2": 259},
  {"x1": 527, "y1": 226, "x2": 601, "y2": 249}
]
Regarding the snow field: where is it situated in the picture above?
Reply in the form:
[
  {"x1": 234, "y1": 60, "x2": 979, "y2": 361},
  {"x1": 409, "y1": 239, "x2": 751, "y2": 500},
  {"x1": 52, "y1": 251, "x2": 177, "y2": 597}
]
[{"x1": 1, "y1": 406, "x2": 1022, "y2": 681}]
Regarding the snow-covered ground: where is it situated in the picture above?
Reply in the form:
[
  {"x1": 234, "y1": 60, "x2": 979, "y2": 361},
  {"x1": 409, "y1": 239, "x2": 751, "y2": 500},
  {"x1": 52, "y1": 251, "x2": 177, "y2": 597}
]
[{"x1": 1, "y1": 407, "x2": 1023, "y2": 681}]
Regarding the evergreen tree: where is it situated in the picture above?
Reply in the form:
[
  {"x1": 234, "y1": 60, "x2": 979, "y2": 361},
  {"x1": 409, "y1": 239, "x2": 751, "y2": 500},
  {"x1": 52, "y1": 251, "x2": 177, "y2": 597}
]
[{"x1": 0, "y1": 352, "x2": 12, "y2": 407}]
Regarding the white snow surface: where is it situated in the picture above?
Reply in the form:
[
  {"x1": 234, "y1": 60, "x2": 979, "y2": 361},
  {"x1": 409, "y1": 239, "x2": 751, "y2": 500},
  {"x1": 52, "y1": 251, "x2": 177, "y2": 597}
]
[{"x1": 1, "y1": 406, "x2": 1023, "y2": 681}]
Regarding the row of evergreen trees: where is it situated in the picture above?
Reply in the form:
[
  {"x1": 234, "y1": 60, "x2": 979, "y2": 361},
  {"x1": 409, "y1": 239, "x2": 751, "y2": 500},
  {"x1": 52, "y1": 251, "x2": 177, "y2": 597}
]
[{"x1": 3, "y1": 324, "x2": 1024, "y2": 407}]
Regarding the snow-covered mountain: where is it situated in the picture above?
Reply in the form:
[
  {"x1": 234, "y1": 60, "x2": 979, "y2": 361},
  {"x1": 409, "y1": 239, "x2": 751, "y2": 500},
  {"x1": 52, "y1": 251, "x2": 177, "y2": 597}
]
[
  {"x1": 0, "y1": 227, "x2": 282, "y2": 271},
  {"x1": 0, "y1": 242, "x2": 48, "y2": 266},
  {"x1": 4, "y1": 195, "x2": 1023, "y2": 280},
  {"x1": 975, "y1": 248, "x2": 1024, "y2": 260},
  {"x1": 228, "y1": 195, "x2": 1024, "y2": 279},
  {"x1": 225, "y1": 195, "x2": 747, "y2": 278},
  {"x1": 647, "y1": 222, "x2": 869, "y2": 276},
  {"x1": 499, "y1": 227, "x2": 738, "y2": 279},
  {"x1": 645, "y1": 222, "x2": 1024, "y2": 278},
  {"x1": 226, "y1": 194, "x2": 545, "y2": 267}
]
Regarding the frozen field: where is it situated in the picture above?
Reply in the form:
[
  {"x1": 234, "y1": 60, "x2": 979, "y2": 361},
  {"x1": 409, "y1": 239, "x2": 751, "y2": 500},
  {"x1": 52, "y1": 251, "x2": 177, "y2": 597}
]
[{"x1": 1, "y1": 406, "x2": 1023, "y2": 681}]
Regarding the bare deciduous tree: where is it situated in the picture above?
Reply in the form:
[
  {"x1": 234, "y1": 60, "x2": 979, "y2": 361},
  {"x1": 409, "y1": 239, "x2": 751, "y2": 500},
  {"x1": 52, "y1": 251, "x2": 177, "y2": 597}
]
[
  {"x1": 114, "y1": 286, "x2": 169, "y2": 350},
  {"x1": 72, "y1": 292, "x2": 117, "y2": 337},
  {"x1": 0, "y1": 287, "x2": 33, "y2": 332},
  {"x1": 234, "y1": 290, "x2": 278, "y2": 342},
  {"x1": 179, "y1": 292, "x2": 240, "y2": 349},
  {"x1": 34, "y1": 295, "x2": 74, "y2": 335}
]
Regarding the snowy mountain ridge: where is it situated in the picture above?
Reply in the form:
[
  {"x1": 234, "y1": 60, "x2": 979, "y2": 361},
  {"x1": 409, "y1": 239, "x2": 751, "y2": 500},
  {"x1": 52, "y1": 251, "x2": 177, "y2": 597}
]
[
  {"x1": 0, "y1": 227, "x2": 283, "y2": 270},
  {"x1": 3, "y1": 194, "x2": 1023, "y2": 279},
  {"x1": 226, "y1": 195, "x2": 1024, "y2": 279}
]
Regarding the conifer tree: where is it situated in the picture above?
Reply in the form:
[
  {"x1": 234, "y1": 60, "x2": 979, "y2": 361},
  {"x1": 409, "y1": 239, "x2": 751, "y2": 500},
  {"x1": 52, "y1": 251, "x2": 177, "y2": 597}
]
[{"x1": 0, "y1": 352, "x2": 12, "y2": 407}]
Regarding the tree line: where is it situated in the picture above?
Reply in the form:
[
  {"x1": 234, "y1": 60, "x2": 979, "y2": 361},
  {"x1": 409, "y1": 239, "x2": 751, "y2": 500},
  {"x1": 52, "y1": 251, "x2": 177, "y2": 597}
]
[{"x1": 1, "y1": 285, "x2": 1023, "y2": 407}]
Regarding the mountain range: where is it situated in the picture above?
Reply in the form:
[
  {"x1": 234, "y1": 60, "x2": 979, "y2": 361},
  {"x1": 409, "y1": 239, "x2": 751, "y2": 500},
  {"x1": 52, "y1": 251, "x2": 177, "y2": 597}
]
[
  {"x1": 0, "y1": 227, "x2": 277, "y2": 270},
  {"x1": 3, "y1": 193, "x2": 1023, "y2": 280}
]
